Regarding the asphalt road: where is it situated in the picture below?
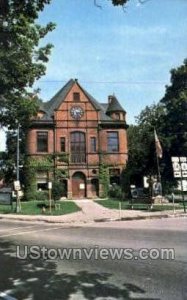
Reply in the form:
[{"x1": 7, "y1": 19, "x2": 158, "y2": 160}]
[{"x1": 0, "y1": 218, "x2": 187, "y2": 300}]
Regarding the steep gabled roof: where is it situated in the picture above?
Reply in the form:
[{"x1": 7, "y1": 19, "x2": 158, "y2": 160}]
[
  {"x1": 37, "y1": 79, "x2": 126, "y2": 123},
  {"x1": 39, "y1": 79, "x2": 104, "y2": 117},
  {"x1": 44, "y1": 79, "x2": 75, "y2": 116}
]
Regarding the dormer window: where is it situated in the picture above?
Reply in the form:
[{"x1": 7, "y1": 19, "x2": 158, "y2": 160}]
[
  {"x1": 36, "y1": 110, "x2": 45, "y2": 119},
  {"x1": 73, "y1": 92, "x2": 80, "y2": 102},
  {"x1": 115, "y1": 113, "x2": 120, "y2": 120}
]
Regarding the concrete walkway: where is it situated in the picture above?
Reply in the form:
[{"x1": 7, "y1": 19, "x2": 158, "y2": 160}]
[{"x1": 0, "y1": 199, "x2": 186, "y2": 224}]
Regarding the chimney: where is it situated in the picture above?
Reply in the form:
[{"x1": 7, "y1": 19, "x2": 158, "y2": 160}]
[{"x1": 108, "y1": 95, "x2": 113, "y2": 104}]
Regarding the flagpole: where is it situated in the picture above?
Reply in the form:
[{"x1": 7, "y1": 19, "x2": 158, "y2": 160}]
[
  {"x1": 156, "y1": 150, "x2": 162, "y2": 197},
  {"x1": 154, "y1": 128, "x2": 162, "y2": 196}
]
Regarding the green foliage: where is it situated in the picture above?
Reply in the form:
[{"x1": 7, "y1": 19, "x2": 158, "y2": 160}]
[
  {"x1": 23, "y1": 156, "x2": 54, "y2": 201},
  {"x1": 99, "y1": 163, "x2": 110, "y2": 198},
  {"x1": 52, "y1": 180, "x2": 65, "y2": 201},
  {"x1": 2, "y1": 129, "x2": 28, "y2": 184},
  {"x1": 161, "y1": 59, "x2": 187, "y2": 156},
  {"x1": 24, "y1": 158, "x2": 37, "y2": 201},
  {"x1": 0, "y1": 201, "x2": 80, "y2": 215},
  {"x1": 122, "y1": 122, "x2": 158, "y2": 190},
  {"x1": 53, "y1": 152, "x2": 69, "y2": 163},
  {"x1": 27, "y1": 156, "x2": 53, "y2": 171},
  {"x1": 108, "y1": 184, "x2": 122, "y2": 199},
  {"x1": 35, "y1": 191, "x2": 48, "y2": 201},
  {"x1": 55, "y1": 169, "x2": 68, "y2": 180},
  {"x1": 122, "y1": 59, "x2": 187, "y2": 194},
  {"x1": 0, "y1": 0, "x2": 56, "y2": 129},
  {"x1": 111, "y1": 0, "x2": 129, "y2": 6},
  {"x1": 96, "y1": 199, "x2": 183, "y2": 211}
]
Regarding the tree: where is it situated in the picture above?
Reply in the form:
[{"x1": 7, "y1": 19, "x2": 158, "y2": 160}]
[
  {"x1": 161, "y1": 59, "x2": 187, "y2": 156},
  {"x1": 122, "y1": 104, "x2": 164, "y2": 195},
  {"x1": 122, "y1": 59, "x2": 187, "y2": 194},
  {"x1": 0, "y1": 0, "x2": 56, "y2": 129},
  {"x1": 52, "y1": 180, "x2": 65, "y2": 201},
  {"x1": 95, "y1": 0, "x2": 150, "y2": 8}
]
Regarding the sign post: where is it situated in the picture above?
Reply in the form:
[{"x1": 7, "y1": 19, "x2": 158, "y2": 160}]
[
  {"x1": 171, "y1": 157, "x2": 187, "y2": 213},
  {"x1": 171, "y1": 193, "x2": 175, "y2": 214},
  {"x1": 14, "y1": 180, "x2": 21, "y2": 213},
  {"x1": 119, "y1": 201, "x2": 122, "y2": 220},
  {"x1": 48, "y1": 182, "x2": 52, "y2": 213}
]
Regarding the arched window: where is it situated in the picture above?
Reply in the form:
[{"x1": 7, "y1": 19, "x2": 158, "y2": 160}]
[{"x1": 70, "y1": 132, "x2": 86, "y2": 163}]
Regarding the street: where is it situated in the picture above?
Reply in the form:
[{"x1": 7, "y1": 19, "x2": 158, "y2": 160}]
[{"x1": 0, "y1": 218, "x2": 187, "y2": 300}]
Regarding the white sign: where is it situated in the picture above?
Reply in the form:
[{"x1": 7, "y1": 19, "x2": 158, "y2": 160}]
[
  {"x1": 178, "y1": 180, "x2": 187, "y2": 192},
  {"x1": 80, "y1": 184, "x2": 85, "y2": 190},
  {"x1": 143, "y1": 177, "x2": 149, "y2": 188},
  {"x1": 48, "y1": 182, "x2": 52, "y2": 189},
  {"x1": 14, "y1": 180, "x2": 21, "y2": 191},
  {"x1": 174, "y1": 171, "x2": 182, "y2": 178},
  {"x1": 172, "y1": 157, "x2": 187, "y2": 178}
]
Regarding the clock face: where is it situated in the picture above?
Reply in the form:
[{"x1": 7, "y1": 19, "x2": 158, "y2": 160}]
[{"x1": 70, "y1": 106, "x2": 84, "y2": 119}]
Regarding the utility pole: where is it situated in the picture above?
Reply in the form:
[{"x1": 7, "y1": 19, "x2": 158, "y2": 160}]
[
  {"x1": 16, "y1": 123, "x2": 21, "y2": 213},
  {"x1": 16, "y1": 123, "x2": 20, "y2": 182}
]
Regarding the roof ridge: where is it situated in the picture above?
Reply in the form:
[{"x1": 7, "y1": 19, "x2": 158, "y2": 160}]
[
  {"x1": 46, "y1": 79, "x2": 75, "y2": 115},
  {"x1": 47, "y1": 78, "x2": 74, "y2": 107}
]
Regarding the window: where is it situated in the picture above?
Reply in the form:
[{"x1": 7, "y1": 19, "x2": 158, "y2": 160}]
[
  {"x1": 37, "y1": 131, "x2": 48, "y2": 152},
  {"x1": 115, "y1": 113, "x2": 120, "y2": 120},
  {"x1": 107, "y1": 132, "x2": 119, "y2": 152},
  {"x1": 37, "y1": 183, "x2": 48, "y2": 190},
  {"x1": 60, "y1": 137, "x2": 66, "y2": 152},
  {"x1": 70, "y1": 131, "x2": 86, "y2": 163},
  {"x1": 90, "y1": 137, "x2": 96, "y2": 152},
  {"x1": 73, "y1": 92, "x2": 80, "y2": 102}
]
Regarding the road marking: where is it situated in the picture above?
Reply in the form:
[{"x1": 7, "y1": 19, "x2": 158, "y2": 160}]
[
  {"x1": 0, "y1": 226, "x2": 66, "y2": 238},
  {"x1": 0, "y1": 291, "x2": 17, "y2": 300},
  {"x1": 0, "y1": 225, "x2": 38, "y2": 233}
]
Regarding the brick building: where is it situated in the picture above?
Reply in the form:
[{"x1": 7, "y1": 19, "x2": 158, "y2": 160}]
[{"x1": 27, "y1": 79, "x2": 128, "y2": 199}]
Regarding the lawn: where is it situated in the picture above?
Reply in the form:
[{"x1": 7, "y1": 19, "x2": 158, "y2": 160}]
[
  {"x1": 96, "y1": 199, "x2": 185, "y2": 212},
  {"x1": 0, "y1": 200, "x2": 80, "y2": 216}
]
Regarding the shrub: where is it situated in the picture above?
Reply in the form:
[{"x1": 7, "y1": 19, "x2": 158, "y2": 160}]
[
  {"x1": 52, "y1": 180, "x2": 65, "y2": 201},
  {"x1": 109, "y1": 184, "x2": 122, "y2": 199},
  {"x1": 99, "y1": 163, "x2": 110, "y2": 198},
  {"x1": 35, "y1": 191, "x2": 48, "y2": 201}
]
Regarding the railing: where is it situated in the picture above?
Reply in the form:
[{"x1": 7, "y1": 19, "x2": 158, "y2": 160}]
[{"x1": 71, "y1": 153, "x2": 86, "y2": 164}]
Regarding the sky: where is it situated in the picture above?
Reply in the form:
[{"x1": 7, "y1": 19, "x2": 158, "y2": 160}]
[{"x1": 0, "y1": 0, "x2": 187, "y2": 151}]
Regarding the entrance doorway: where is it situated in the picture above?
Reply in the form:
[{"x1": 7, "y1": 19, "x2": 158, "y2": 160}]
[
  {"x1": 72, "y1": 172, "x2": 86, "y2": 198},
  {"x1": 60, "y1": 179, "x2": 67, "y2": 198},
  {"x1": 91, "y1": 178, "x2": 99, "y2": 198}
]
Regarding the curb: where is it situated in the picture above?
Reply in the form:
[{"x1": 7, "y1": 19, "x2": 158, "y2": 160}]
[
  {"x1": 93, "y1": 213, "x2": 187, "y2": 223},
  {"x1": 0, "y1": 212, "x2": 186, "y2": 225}
]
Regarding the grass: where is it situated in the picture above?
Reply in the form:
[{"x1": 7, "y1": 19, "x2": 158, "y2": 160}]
[
  {"x1": 96, "y1": 199, "x2": 186, "y2": 212},
  {"x1": 0, "y1": 200, "x2": 80, "y2": 216}
]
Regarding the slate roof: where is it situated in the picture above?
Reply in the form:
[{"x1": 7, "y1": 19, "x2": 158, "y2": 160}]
[
  {"x1": 37, "y1": 79, "x2": 125, "y2": 123},
  {"x1": 106, "y1": 95, "x2": 126, "y2": 114}
]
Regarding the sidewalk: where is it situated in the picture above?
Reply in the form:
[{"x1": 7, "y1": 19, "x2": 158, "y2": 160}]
[{"x1": 0, "y1": 199, "x2": 186, "y2": 225}]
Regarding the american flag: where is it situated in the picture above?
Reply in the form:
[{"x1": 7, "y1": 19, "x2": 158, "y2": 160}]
[{"x1": 154, "y1": 129, "x2": 163, "y2": 159}]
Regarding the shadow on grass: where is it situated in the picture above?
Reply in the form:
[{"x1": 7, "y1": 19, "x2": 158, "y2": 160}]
[{"x1": 0, "y1": 241, "x2": 160, "y2": 300}]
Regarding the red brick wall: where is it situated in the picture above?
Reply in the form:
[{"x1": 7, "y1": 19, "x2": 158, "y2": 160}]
[
  {"x1": 27, "y1": 82, "x2": 128, "y2": 198},
  {"x1": 27, "y1": 129, "x2": 54, "y2": 154}
]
